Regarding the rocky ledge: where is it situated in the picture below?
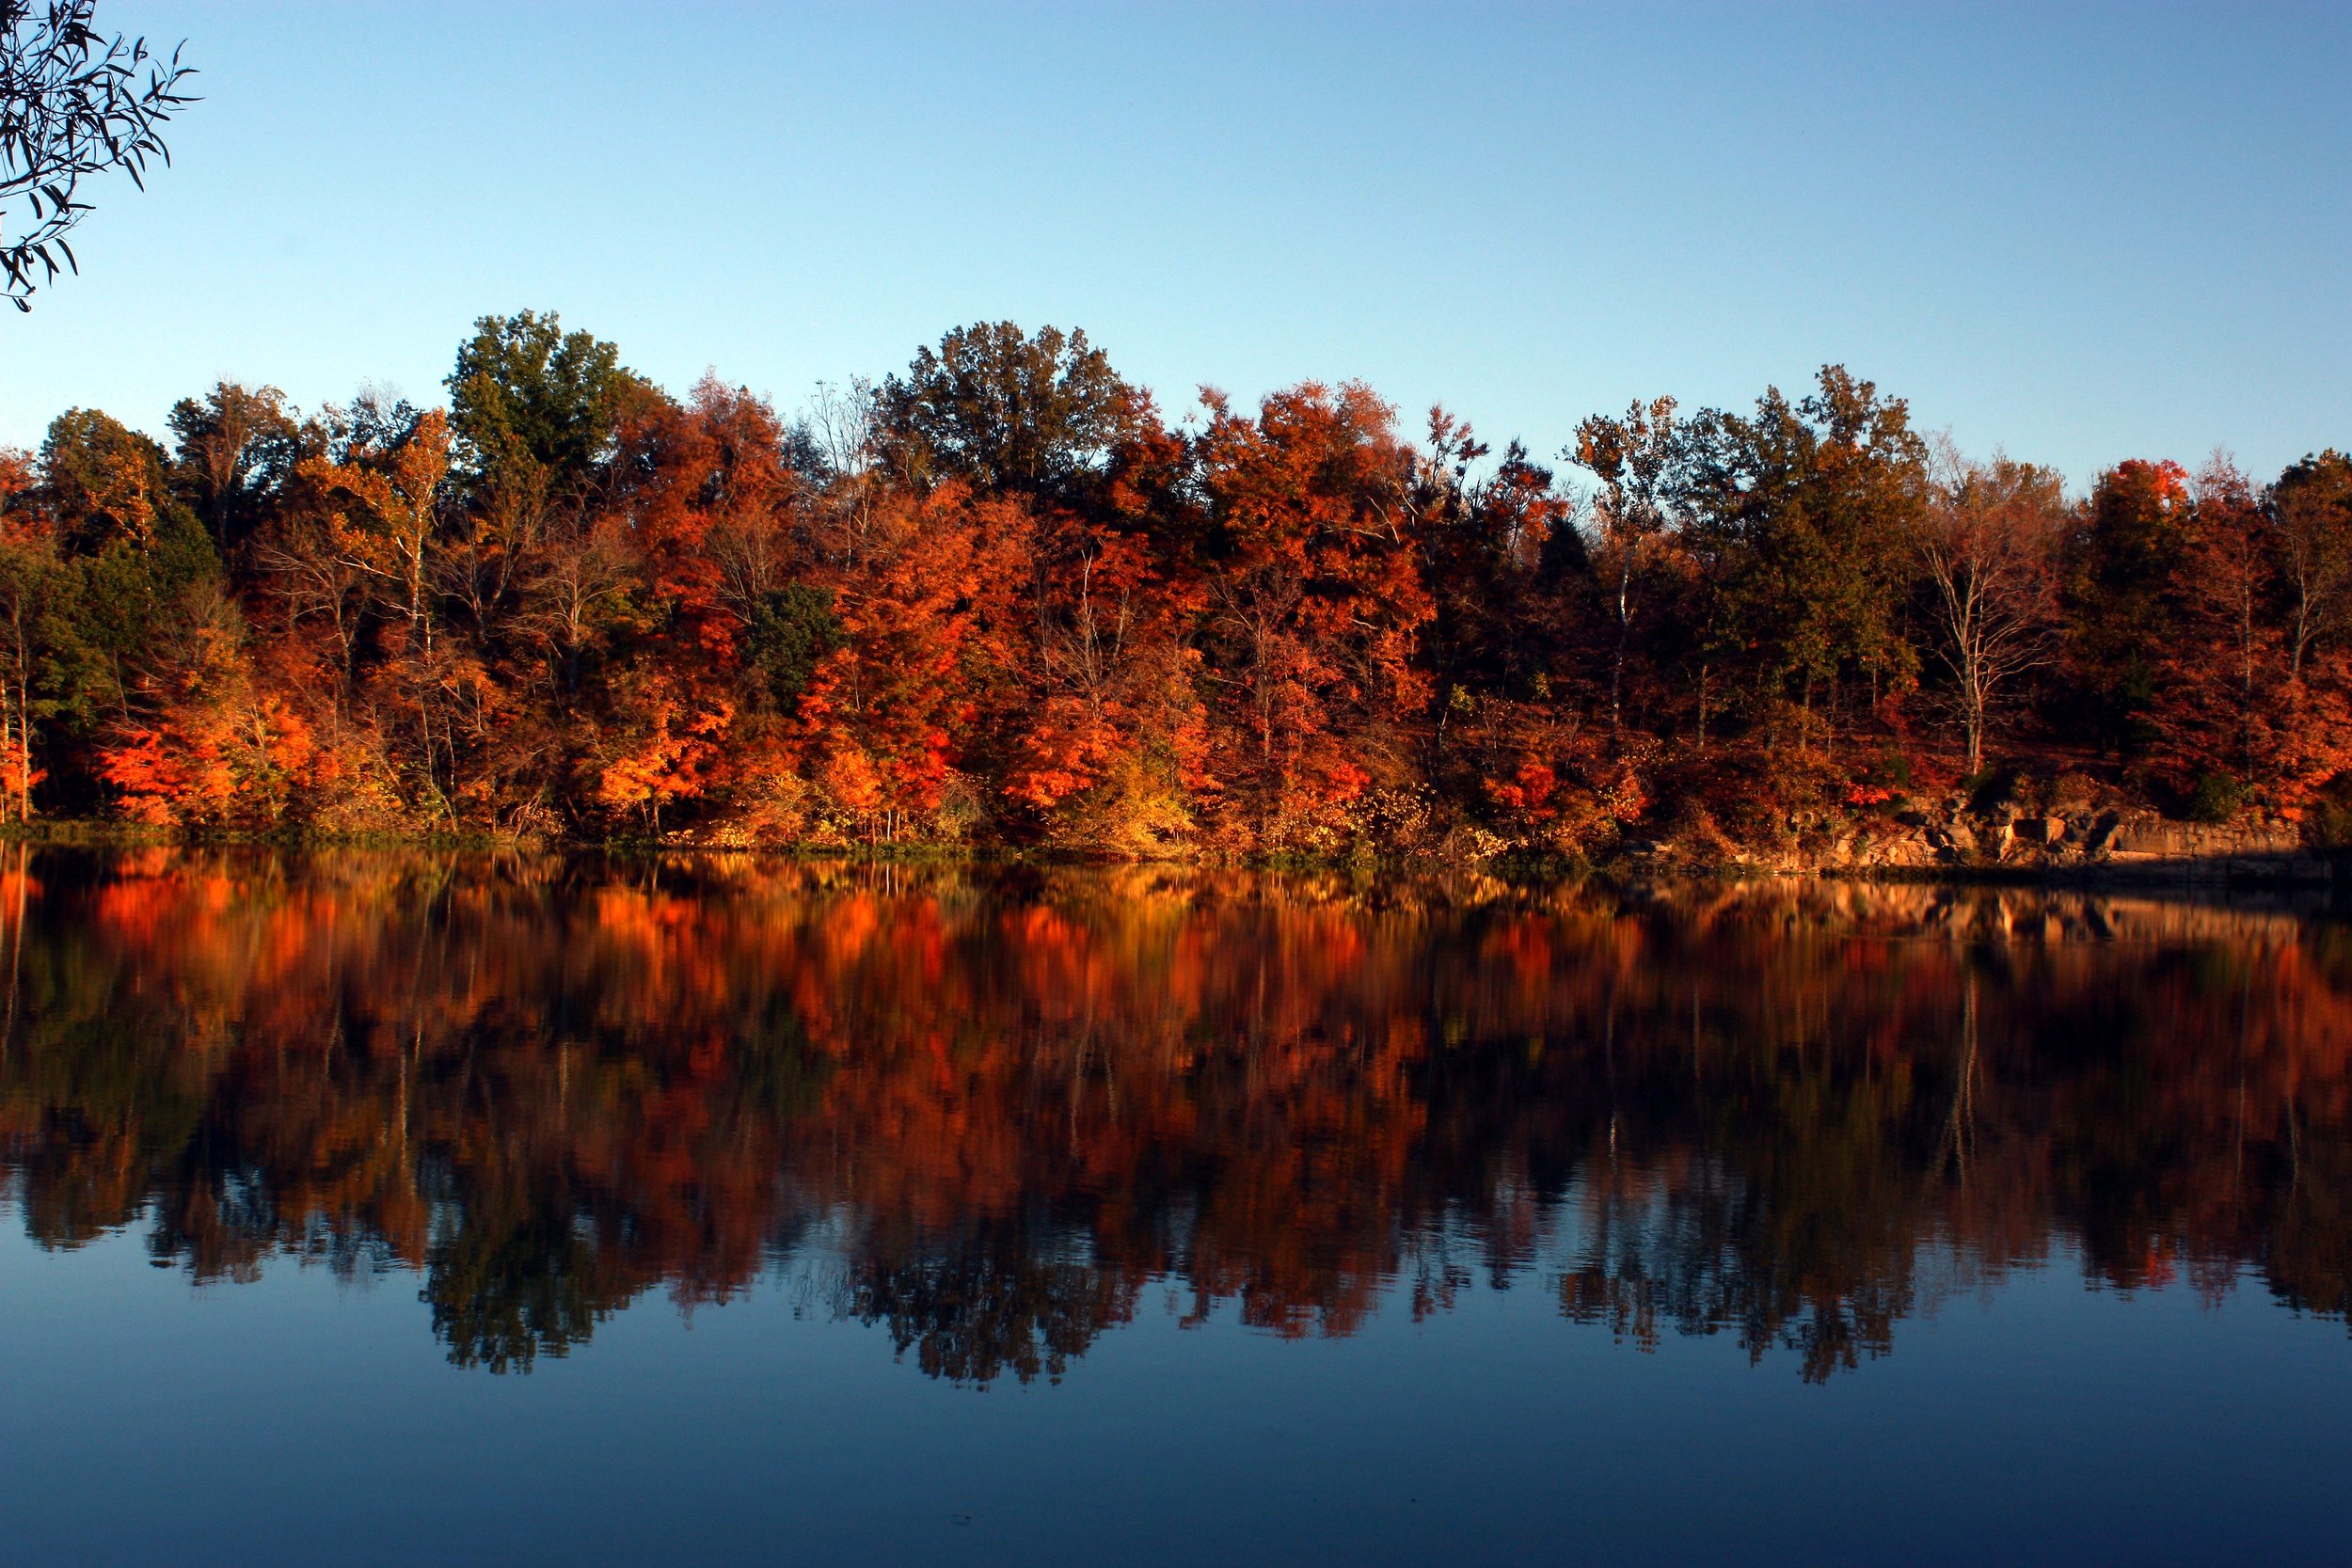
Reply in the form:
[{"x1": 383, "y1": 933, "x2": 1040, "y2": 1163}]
[
  {"x1": 1636, "y1": 808, "x2": 2342, "y2": 885},
  {"x1": 1845, "y1": 809, "x2": 2332, "y2": 882}
]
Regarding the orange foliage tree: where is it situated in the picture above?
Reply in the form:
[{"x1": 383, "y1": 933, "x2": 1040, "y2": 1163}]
[{"x1": 0, "y1": 314, "x2": 2345, "y2": 850}]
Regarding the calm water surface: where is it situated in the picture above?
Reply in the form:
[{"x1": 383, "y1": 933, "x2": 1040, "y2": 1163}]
[{"x1": 0, "y1": 850, "x2": 2346, "y2": 1566}]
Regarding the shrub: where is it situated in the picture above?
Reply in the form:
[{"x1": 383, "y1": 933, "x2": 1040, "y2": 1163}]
[
  {"x1": 2049, "y1": 771, "x2": 2099, "y2": 817},
  {"x1": 1963, "y1": 765, "x2": 2018, "y2": 814},
  {"x1": 2185, "y1": 771, "x2": 2244, "y2": 825},
  {"x1": 2302, "y1": 773, "x2": 2352, "y2": 849}
]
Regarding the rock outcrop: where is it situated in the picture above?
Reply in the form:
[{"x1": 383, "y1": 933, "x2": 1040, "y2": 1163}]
[{"x1": 1642, "y1": 806, "x2": 2342, "y2": 885}]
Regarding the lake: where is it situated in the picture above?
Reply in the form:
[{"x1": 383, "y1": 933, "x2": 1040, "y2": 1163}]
[{"x1": 0, "y1": 849, "x2": 2345, "y2": 1566}]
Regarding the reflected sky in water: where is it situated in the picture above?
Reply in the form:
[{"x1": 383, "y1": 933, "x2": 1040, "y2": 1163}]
[{"x1": 0, "y1": 849, "x2": 2346, "y2": 1565}]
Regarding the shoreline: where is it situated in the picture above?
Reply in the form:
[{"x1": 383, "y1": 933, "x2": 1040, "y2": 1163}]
[{"x1": 5, "y1": 816, "x2": 2344, "y2": 897}]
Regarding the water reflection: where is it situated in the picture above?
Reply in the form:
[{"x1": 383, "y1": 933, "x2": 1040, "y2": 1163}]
[{"x1": 0, "y1": 848, "x2": 2344, "y2": 1383}]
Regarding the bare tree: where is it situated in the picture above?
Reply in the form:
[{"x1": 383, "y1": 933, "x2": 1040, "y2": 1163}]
[
  {"x1": 707, "y1": 499, "x2": 798, "y2": 630},
  {"x1": 523, "y1": 514, "x2": 639, "y2": 694},
  {"x1": 247, "y1": 515, "x2": 368, "y2": 697},
  {"x1": 2, "y1": 0, "x2": 196, "y2": 308},
  {"x1": 1917, "y1": 441, "x2": 2065, "y2": 775},
  {"x1": 803, "y1": 377, "x2": 878, "y2": 483},
  {"x1": 436, "y1": 459, "x2": 550, "y2": 649},
  {"x1": 798, "y1": 378, "x2": 888, "y2": 567}
]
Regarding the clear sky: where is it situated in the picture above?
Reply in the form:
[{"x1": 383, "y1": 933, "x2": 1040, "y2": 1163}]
[{"x1": 4, "y1": 1, "x2": 2346, "y2": 486}]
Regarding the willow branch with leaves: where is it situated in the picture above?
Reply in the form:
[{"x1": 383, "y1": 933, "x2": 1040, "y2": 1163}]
[{"x1": 2, "y1": 0, "x2": 196, "y2": 309}]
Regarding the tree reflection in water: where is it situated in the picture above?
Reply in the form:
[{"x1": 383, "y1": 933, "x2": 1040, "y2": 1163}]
[{"x1": 0, "y1": 847, "x2": 2344, "y2": 1383}]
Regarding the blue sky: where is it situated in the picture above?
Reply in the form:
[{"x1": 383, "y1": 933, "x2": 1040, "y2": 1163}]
[{"x1": 4, "y1": 1, "x2": 2346, "y2": 486}]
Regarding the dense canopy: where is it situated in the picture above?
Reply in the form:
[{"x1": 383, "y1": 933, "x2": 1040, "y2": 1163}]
[{"x1": 1, "y1": 314, "x2": 2347, "y2": 856}]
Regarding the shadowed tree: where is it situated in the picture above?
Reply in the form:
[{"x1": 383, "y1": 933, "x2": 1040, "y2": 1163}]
[
  {"x1": 445, "y1": 309, "x2": 644, "y2": 507},
  {"x1": 1573, "y1": 396, "x2": 1680, "y2": 741},
  {"x1": 2168, "y1": 457, "x2": 2277, "y2": 788},
  {"x1": 0, "y1": 454, "x2": 60, "y2": 819},
  {"x1": 1673, "y1": 367, "x2": 1930, "y2": 747},
  {"x1": 167, "y1": 382, "x2": 300, "y2": 550},
  {"x1": 2063, "y1": 458, "x2": 2193, "y2": 758},
  {"x1": 2274, "y1": 451, "x2": 2352, "y2": 683},
  {"x1": 875, "y1": 322, "x2": 1141, "y2": 503},
  {"x1": 35, "y1": 404, "x2": 171, "y2": 550}
]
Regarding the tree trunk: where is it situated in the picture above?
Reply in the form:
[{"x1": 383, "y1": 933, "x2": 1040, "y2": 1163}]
[{"x1": 1610, "y1": 550, "x2": 1630, "y2": 740}]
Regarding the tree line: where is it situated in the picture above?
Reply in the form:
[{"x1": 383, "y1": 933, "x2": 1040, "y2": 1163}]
[{"x1": 2, "y1": 312, "x2": 2348, "y2": 855}]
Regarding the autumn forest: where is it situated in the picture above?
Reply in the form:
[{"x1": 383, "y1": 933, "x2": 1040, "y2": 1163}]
[{"x1": 3, "y1": 314, "x2": 2350, "y2": 859}]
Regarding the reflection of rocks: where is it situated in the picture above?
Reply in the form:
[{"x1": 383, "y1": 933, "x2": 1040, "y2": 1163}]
[{"x1": 1657, "y1": 876, "x2": 2328, "y2": 945}]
